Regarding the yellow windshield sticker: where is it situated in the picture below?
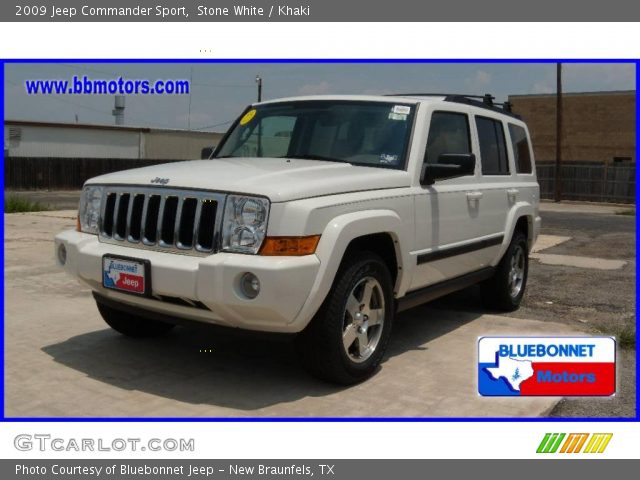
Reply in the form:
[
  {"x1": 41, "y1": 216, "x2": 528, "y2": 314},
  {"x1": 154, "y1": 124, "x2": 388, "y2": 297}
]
[{"x1": 240, "y1": 109, "x2": 257, "y2": 125}]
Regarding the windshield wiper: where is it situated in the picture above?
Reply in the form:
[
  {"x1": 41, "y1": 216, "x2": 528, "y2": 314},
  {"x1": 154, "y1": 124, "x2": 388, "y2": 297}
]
[{"x1": 284, "y1": 154, "x2": 350, "y2": 164}]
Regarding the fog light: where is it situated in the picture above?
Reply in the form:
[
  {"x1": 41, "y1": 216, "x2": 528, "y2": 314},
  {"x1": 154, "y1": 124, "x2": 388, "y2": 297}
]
[
  {"x1": 57, "y1": 243, "x2": 67, "y2": 266},
  {"x1": 240, "y1": 272, "x2": 260, "y2": 299}
]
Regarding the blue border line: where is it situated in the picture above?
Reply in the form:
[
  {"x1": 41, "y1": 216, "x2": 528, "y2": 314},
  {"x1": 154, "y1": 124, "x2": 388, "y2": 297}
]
[
  {"x1": 1, "y1": 58, "x2": 637, "y2": 423},
  {"x1": 0, "y1": 417, "x2": 636, "y2": 422},
  {"x1": 0, "y1": 61, "x2": 5, "y2": 421},
  {"x1": 635, "y1": 62, "x2": 640, "y2": 421},
  {"x1": 2, "y1": 58, "x2": 639, "y2": 64}
]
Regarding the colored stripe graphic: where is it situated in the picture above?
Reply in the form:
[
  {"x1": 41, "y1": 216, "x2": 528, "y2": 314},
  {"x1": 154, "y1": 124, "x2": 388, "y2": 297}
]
[
  {"x1": 584, "y1": 433, "x2": 613, "y2": 453},
  {"x1": 538, "y1": 433, "x2": 612, "y2": 453},
  {"x1": 537, "y1": 433, "x2": 565, "y2": 453},
  {"x1": 560, "y1": 433, "x2": 589, "y2": 453},
  {"x1": 536, "y1": 433, "x2": 552, "y2": 453},
  {"x1": 573, "y1": 433, "x2": 590, "y2": 453},
  {"x1": 596, "y1": 434, "x2": 613, "y2": 453}
]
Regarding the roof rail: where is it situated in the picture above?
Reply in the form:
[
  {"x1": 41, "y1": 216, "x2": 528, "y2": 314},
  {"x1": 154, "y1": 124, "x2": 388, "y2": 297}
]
[{"x1": 385, "y1": 93, "x2": 520, "y2": 119}]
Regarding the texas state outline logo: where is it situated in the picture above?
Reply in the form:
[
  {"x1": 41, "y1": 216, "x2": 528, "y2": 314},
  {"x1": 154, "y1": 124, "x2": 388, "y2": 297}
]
[{"x1": 478, "y1": 336, "x2": 616, "y2": 396}]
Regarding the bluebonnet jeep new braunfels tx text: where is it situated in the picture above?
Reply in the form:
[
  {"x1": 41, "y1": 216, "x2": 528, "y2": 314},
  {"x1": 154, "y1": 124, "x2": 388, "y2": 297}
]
[{"x1": 55, "y1": 93, "x2": 541, "y2": 384}]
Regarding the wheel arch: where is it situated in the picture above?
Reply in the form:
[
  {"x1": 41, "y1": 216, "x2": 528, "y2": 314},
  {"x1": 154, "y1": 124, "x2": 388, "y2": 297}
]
[
  {"x1": 514, "y1": 215, "x2": 532, "y2": 247},
  {"x1": 292, "y1": 209, "x2": 411, "y2": 328},
  {"x1": 341, "y1": 232, "x2": 400, "y2": 290},
  {"x1": 494, "y1": 204, "x2": 536, "y2": 265}
]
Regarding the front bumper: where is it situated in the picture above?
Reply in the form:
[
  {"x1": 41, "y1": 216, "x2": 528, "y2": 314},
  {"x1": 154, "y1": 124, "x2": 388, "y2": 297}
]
[{"x1": 55, "y1": 230, "x2": 321, "y2": 333}]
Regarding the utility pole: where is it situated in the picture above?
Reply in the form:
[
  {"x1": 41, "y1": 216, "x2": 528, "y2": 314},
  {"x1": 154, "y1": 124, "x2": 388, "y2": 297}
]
[
  {"x1": 255, "y1": 75, "x2": 262, "y2": 102},
  {"x1": 554, "y1": 63, "x2": 563, "y2": 202},
  {"x1": 188, "y1": 66, "x2": 193, "y2": 130},
  {"x1": 256, "y1": 75, "x2": 263, "y2": 156}
]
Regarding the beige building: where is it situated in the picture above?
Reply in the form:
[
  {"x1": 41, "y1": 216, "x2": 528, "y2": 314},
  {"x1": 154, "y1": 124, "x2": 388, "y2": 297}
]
[
  {"x1": 4, "y1": 120, "x2": 223, "y2": 160},
  {"x1": 508, "y1": 90, "x2": 635, "y2": 165}
]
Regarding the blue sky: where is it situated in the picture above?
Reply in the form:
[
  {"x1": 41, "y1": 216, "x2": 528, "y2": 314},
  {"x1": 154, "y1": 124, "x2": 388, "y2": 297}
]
[{"x1": 4, "y1": 62, "x2": 635, "y2": 132}]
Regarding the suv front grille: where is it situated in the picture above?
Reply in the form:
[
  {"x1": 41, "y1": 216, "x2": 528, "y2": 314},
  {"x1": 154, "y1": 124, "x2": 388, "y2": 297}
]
[{"x1": 99, "y1": 187, "x2": 225, "y2": 255}]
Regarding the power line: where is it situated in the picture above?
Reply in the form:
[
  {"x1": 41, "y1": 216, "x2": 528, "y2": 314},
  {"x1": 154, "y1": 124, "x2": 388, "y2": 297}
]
[
  {"x1": 192, "y1": 82, "x2": 255, "y2": 88},
  {"x1": 192, "y1": 119, "x2": 235, "y2": 131}
]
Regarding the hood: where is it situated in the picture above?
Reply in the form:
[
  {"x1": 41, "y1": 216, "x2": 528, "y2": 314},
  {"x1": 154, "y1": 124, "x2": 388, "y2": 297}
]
[{"x1": 86, "y1": 157, "x2": 411, "y2": 202}]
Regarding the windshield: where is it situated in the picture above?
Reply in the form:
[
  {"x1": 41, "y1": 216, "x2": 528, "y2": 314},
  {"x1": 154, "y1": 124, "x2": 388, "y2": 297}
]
[{"x1": 215, "y1": 100, "x2": 415, "y2": 170}]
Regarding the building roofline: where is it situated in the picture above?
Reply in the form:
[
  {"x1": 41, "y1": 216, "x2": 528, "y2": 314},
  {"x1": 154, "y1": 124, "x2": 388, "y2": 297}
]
[
  {"x1": 509, "y1": 90, "x2": 635, "y2": 99},
  {"x1": 4, "y1": 119, "x2": 221, "y2": 135}
]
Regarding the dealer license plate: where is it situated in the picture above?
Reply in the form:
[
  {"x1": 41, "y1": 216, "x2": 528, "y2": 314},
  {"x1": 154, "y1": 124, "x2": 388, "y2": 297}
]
[{"x1": 102, "y1": 255, "x2": 150, "y2": 296}]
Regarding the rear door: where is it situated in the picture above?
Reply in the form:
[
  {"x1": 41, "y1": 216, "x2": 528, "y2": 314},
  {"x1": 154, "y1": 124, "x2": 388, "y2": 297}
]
[
  {"x1": 471, "y1": 114, "x2": 513, "y2": 265},
  {"x1": 411, "y1": 109, "x2": 489, "y2": 289}
]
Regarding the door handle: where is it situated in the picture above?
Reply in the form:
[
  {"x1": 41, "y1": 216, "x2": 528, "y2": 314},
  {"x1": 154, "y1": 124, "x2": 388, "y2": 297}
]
[
  {"x1": 466, "y1": 191, "x2": 483, "y2": 200},
  {"x1": 507, "y1": 188, "x2": 519, "y2": 196}
]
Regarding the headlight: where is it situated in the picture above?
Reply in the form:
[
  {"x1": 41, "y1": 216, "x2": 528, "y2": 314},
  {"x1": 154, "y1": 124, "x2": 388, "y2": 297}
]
[
  {"x1": 222, "y1": 195, "x2": 269, "y2": 254},
  {"x1": 78, "y1": 185, "x2": 104, "y2": 234}
]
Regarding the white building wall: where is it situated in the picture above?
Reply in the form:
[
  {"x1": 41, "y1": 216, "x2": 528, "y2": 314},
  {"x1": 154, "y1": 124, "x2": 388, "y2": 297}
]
[{"x1": 4, "y1": 125, "x2": 141, "y2": 158}]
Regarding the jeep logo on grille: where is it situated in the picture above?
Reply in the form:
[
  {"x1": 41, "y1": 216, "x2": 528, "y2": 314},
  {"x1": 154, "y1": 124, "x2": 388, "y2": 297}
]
[{"x1": 150, "y1": 177, "x2": 170, "y2": 185}]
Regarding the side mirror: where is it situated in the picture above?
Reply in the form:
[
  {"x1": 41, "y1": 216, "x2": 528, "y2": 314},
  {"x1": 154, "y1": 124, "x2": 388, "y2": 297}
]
[
  {"x1": 420, "y1": 153, "x2": 476, "y2": 185},
  {"x1": 201, "y1": 146, "x2": 216, "y2": 159}
]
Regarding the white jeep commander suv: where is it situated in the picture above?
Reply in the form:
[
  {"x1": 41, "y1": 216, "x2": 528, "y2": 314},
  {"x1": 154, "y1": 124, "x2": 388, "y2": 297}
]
[{"x1": 55, "y1": 93, "x2": 541, "y2": 384}]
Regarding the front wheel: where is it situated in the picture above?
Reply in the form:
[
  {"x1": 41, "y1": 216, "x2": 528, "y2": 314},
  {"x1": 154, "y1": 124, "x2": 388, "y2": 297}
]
[
  {"x1": 481, "y1": 231, "x2": 529, "y2": 311},
  {"x1": 296, "y1": 252, "x2": 395, "y2": 385}
]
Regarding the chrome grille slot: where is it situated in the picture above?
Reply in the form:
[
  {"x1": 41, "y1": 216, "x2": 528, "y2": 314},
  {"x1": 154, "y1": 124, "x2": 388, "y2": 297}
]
[
  {"x1": 102, "y1": 193, "x2": 117, "y2": 237},
  {"x1": 128, "y1": 194, "x2": 145, "y2": 242},
  {"x1": 143, "y1": 195, "x2": 161, "y2": 244},
  {"x1": 178, "y1": 198, "x2": 198, "y2": 249},
  {"x1": 197, "y1": 199, "x2": 217, "y2": 252},
  {"x1": 114, "y1": 193, "x2": 130, "y2": 240},
  {"x1": 99, "y1": 187, "x2": 225, "y2": 256},
  {"x1": 159, "y1": 196, "x2": 179, "y2": 247}
]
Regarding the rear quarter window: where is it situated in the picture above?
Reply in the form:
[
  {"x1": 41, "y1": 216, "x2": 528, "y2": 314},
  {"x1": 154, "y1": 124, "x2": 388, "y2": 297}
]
[{"x1": 508, "y1": 124, "x2": 533, "y2": 174}]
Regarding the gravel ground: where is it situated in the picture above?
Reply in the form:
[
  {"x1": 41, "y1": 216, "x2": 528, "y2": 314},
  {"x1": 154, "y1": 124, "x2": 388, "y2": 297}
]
[
  {"x1": 516, "y1": 211, "x2": 635, "y2": 331},
  {"x1": 5, "y1": 190, "x2": 81, "y2": 210},
  {"x1": 530, "y1": 211, "x2": 635, "y2": 418}
]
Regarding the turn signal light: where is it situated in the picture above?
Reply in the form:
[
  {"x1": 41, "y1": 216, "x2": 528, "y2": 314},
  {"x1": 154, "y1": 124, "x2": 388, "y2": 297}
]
[
  {"x1": 76, "y1": 215, "x2": 81, "y2": 232},
  {"x1": 259, "y1": 235, "x2": 321, "y2": 256}
]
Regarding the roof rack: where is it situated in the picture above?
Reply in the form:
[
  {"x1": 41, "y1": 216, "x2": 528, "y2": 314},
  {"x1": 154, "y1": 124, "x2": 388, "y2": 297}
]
[{"x1": 385, "y1": 93, "x2": 520, "y2": 119}]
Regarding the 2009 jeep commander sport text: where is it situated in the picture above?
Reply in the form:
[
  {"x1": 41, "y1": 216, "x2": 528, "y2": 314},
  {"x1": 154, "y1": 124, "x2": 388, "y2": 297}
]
[{"x1": 55, "y1": 93, "x2": 541, "y2": 384}]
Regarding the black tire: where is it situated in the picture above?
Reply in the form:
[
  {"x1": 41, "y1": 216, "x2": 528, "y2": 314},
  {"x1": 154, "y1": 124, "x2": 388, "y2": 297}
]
[
  {"x1": 96, "y1": 301, "x2": 175, "y2": 338},
  {"x1": 481, "y1": 230, "x2": 529, "y2": 312},
  {"x1": 296, "y1": 252, "x2": 395, "y2": 385}
]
